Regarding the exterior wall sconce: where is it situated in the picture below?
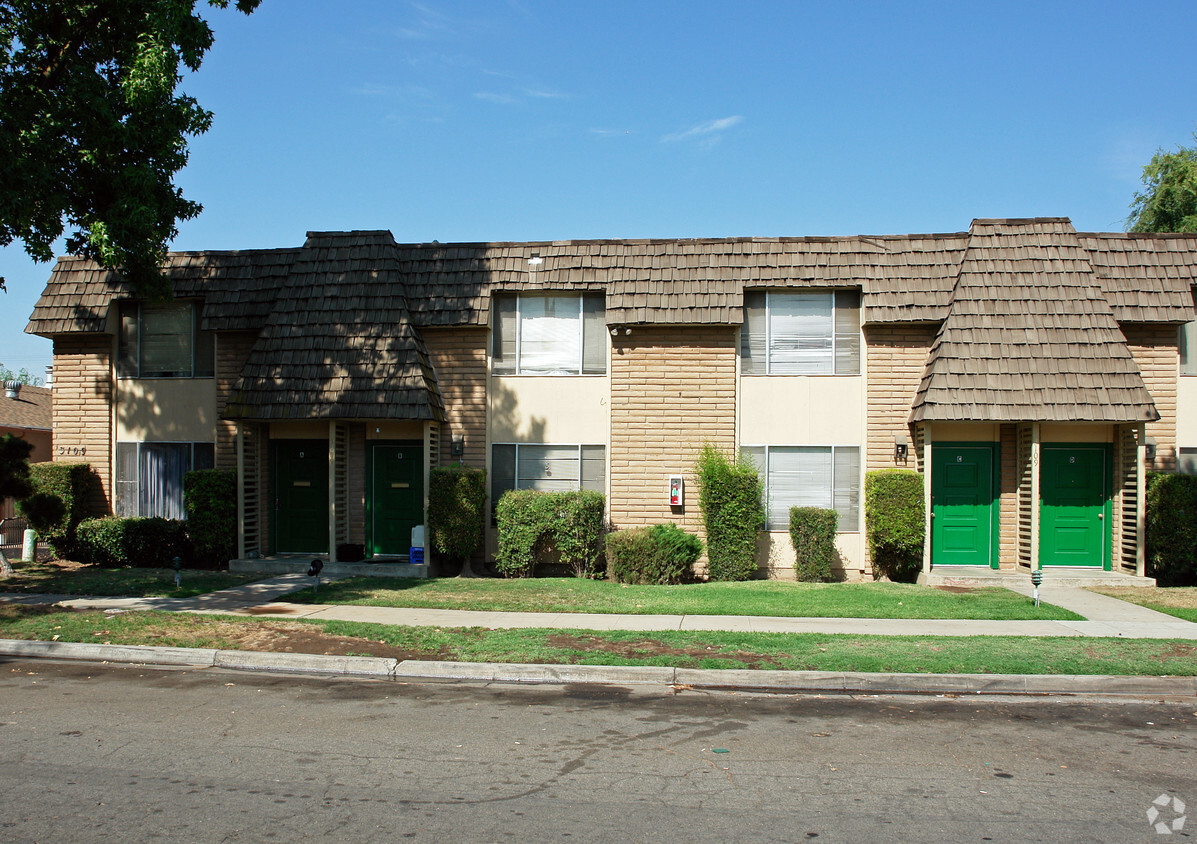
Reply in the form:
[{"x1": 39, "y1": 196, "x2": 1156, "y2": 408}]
[
  {"x1": 450, "y1": 435, "x2": 465, "y2": 458},
  {"x1": 1145, "y1": 437, "x2": 1157, "y2": 462},
  {"x1": 894, "y1": 434, "x2": 908, "y2": 463}
]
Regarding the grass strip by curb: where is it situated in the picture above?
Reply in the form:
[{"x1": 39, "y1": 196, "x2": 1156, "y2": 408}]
[
  {"x1": 284, "y1": 577, "x2": 1083, "y2": 621},
  {"x1": 2, "y1": 607, "x2": 1191, "y2": 676}
]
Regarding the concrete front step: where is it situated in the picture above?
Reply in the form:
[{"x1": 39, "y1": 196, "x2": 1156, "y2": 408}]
[
  {"x1": 920, "y1": 566, "x2": 1156, "y2": 589},
  {"x1": 229, "y1": 556, "x2": 428, "y2": 579}
]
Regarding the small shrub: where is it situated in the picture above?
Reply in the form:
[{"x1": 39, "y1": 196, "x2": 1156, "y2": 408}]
[
  {"x1": 1146, "y1": 472, "x2": 1197, "y2": 586},
  {"x1": 184, "y1": 469, "x2": 236, "y2": 568},
  {"x1": 607, "y1": 523, "x2": 703, "y2": 585},
  {"x1": 428, "y1": 465, "x2": 487, "y2": 573},
  {"x1": 789, "y1": 506, "x2": 837, "y2": 582},
  {"x1": 494, "y1": 489, "x2": 605, "y2": 578},
  {"x1": 695, "y1": 445, "x2": 765, "y2": 581},
  {"x1": 75, "y1": 517, "x2": 190, "y2": 568},
  {"x1": 865, "y1": 469, "x2": 925, "y2": 582},
  {"x1": 18, "y1": 462, "x2": 96, "y2": 558}
]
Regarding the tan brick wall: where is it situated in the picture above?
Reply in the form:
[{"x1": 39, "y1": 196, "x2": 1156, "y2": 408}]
[
  {"x1": 422, "y1": 327, "x2": 487, "y2": 468},
  {"x1": 1124, "y1": 323, "x2": 1178, "y2": 471},
  {"x1": 864, "y1": 324, "x2": 936, "y2": 473},
  {"x1": 215, "y1": 331, "x2": 259, "y2": 470},
  {"x1": 51, "y1": 334, "x2": 113, "y2": 515},
  {"x1": 609, "y1": 327, "x2": 736, "y2": 539},
  {"x1": 999, "y1": 422, "x2": 1018, "y2": 569},
  {"x1": 348, "y1": 423, "x2": 366, "y2": 545}
]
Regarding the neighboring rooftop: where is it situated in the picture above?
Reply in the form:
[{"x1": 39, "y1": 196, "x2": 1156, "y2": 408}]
[{"x1": 0, "y1": 384, "x2": 52, "y2": 431}]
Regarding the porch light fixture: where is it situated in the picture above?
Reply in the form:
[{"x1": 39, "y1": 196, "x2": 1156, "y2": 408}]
[
  {"x1": 610, "y1": 327, "x2": 619, "y2": 336},
  {"x1": 894, "y1": 434, "x2": 908, "y2": 463},
  {"x1": 624, "y1": 328, "x2": 631, "y2": 335},
  {"x1": 1145, "y1": 437, "x2": 1157, "y2": 461},
  {"x1": 450, "y1": 435, "x2": 465, "y2": 458}
]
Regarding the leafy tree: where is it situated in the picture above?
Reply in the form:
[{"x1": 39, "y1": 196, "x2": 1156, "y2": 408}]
[
  {"x1": 0, "y1": 0, "x2": 260, "y2": 294},
  {"x1": 0, "y1": 434, "x2": 34, "y2": 576},
  {"x1": 0, "y1": 364, "x2": 42, "y2": 386},
  {"x1": 1128, "y1": 133, "x2": 1197, "y2": 233}
]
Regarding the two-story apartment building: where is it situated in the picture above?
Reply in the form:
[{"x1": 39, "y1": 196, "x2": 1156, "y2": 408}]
[{"x1": 26, "y1": 218, "x2": 1197, "y2": 580}]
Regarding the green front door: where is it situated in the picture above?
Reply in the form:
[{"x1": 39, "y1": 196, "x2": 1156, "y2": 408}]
[
  {"x1": 932, "y1": 444, "x2": 997, "y2": 567},
  {"x1": 369, "y1": 443, "x2": 424, "y2": 557},
  {"x1": 1040, "y1": 445, "x2": 1110, "y2": 568},
  {"x1": 273, "y1": 440, "x2": 329, "y2": 554}
]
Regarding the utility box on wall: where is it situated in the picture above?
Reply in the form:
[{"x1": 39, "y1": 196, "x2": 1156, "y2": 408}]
[{"x1": 669, "y1": 475, "x2": 684, "y2": 507}]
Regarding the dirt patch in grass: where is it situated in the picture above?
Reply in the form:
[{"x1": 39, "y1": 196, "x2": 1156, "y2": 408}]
[
  {"x1": 1092, "y1": 586, "x2": 1197, "y2": 609},
  {"x1": 199, "y1": 619, "x2": 454, "y2": 662},
  {"x1": 545, "y1": 633, "x2": 790, "y2": 670}
]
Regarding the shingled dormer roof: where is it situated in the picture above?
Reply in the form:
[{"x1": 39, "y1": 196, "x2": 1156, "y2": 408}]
[
  {"x1": 910, "y1": 218, "x2": 1160, "y2": 424},
  {"x1": 223, "y1": 231, "x2": 445, "y2": 422}
]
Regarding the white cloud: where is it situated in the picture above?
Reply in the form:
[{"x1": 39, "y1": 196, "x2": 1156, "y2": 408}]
[
  {"x1": 662, "y1": 115, "x2": 744, "y2": 143},
  {"x1": 474, "y1": 91, "x2": 518, "y2": 105},
  {"x1": 525, "y1": 88, "x2": 569, "y2": 100}
]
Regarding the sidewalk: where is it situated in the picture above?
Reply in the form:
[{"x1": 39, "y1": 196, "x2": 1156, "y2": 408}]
[
  {"x1": 19, "y1": 574, "x2": 1197, "y2": 640},
  {"x1": 4, "y1": 576, "x2": 1196, "y2": 696}
]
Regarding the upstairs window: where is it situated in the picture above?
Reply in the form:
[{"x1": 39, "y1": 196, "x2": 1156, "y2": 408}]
[
  {"x1": 1180, "y1": 287, "x2": 1197, "y2": 376},
  {"x1": 118, "y1": 301, "x2": 214, "y2": 378},
  {"x1": 741, "y1": 445, "x2": 860, "y2": 531},
  {"x1": 492, "y1": 293, "x2": 606, "y2": 375},
  {"x1": 741, "y1": 290, "x2": 860, "y2": 375}
]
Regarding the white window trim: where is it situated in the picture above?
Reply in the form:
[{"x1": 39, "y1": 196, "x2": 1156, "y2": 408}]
[
  {"x1": 742, "y1": 443, "x2": 861, "y2": 532},
  {"x1": 744, "y1": 290, "x2": 860, "y2": 376},
  {"x1": 493, "y1": 293, "x2": 606, "y2": 376}
]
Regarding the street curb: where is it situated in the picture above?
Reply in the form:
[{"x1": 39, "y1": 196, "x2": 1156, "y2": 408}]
[{"x1": 1, "y1": 639, "x2": 1194, "y2": 696}]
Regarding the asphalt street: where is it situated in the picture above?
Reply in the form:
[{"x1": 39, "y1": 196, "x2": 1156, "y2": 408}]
[{"x1": 2, "y1": 659, "x2": 1194, "y2": 843}]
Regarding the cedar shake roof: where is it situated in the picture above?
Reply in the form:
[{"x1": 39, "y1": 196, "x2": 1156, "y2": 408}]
[
  {"x1": 910, "y1": 219, "x2": 1161, "y2": 424},
  {"x1": 0, "y1": 384, "x2": 51, "y2": 431},
  {"x1": 25, "y1": 248, "x2": 299, "y2": 336},
  {"x1": 223, "y1": 232, "x2": 445, "y2": 422},
  {"x1": 26, "y1": 224, "x2": 1196, "y2": 334}
]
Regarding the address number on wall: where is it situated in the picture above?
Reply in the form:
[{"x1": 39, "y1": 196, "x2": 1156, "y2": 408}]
[{"x1": 57, "y1": 446, "x2": 87, "y2": 457}]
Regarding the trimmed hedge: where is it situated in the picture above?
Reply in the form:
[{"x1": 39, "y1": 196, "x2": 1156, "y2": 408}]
[
  {"x1": 864, "y1": 469, "x2": 925, "y2": 583},
  {"x1": 494, "y1": 489, "x2": 606, "y2": 578},
  {"x1": 75, "y1": 517, "x2": 189, "y2": 568},
  {"x1": 606, "y1": 523, "x2": 703, "y2": 585},
  {"x1": 789, "y1": 506, "x2": 837, "y2": 582},
  {"x1": 18, "y1": 462, "x2": 95, "y2": 558},
  {"x1": 184, "y1": 469, "x2": 236, "y2": 568},
  {"x1": 695, "y1": 445, "x2": 765, "y2": 581},
  {"x1": 1145, "y1": 471, "x2": 1197, "y2": 586},
  {"x1": 428, "y1": 465, "x2": 487, "y2": 571}
]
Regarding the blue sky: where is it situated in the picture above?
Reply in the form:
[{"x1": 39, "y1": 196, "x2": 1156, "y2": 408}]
[{"x1": 3, "y1": 0, "x2": 1196, "y2": 377}]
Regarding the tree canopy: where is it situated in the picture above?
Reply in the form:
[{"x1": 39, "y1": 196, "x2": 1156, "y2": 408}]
[
  {"x1": 0, "y1": 363, "x2": 42, "y2": 386},
  {"x1": 1128, "y1": 133, "x2": 1197, "y2": 234},
  {"x1": 0, "y1": 1, "x2": 259, "y2": 295}
]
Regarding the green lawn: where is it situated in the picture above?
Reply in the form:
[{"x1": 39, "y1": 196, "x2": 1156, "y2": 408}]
[
  {"x1": 0, "y1": 560, "x2": 262, "y2": 599},
  {"x1": 1091, "y1": 586, "x2": 1197, "y2": 623},
  {"x1": 286, "y1": 576, "x2": 1082, "y2": 621},
  {"x1": 0, "y1": 606, "x2": 1189, "y2": 675}
]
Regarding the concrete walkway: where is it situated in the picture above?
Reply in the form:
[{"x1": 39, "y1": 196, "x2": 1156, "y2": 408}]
[{"x1": 11, "y1": 574, "x2": 1196, "y2": 640}]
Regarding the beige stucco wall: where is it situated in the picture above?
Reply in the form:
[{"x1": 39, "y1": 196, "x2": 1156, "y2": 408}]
[
  {"x1": 755, "y1": 531, "x2": 864, "y2": 579},
  {"x1": 269, "y1": 421, "x2": 329, "y2": 439},
  {"x1": 116, "y1": 378, "x2": 217, "y2": 442},
  {"x1": 489, "y1": 375, "x2": 610, "y2": 444},
  {"x1": 365, "y1": 421, "x2": 426, "y2": 440},
  {"x1": 1039, "y1": 423, "x2": 1114, "y2": 443},
  {"x1": 1178, "y1": 376, "x2": 1197, "y2": 447},
  {"x1": 739, "y1": 376, "x2": 863, "y2": 444}
]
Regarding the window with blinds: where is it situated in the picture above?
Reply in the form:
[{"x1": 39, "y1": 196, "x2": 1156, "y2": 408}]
[
  {"x1": 741, "y1": 445, "x2": 860, "y2": 531},
  {"x1": 492, "y1": 293, "x2": 606, "y2": 375},
  {"x1": 490, "y1": 444, "x2": 605, "y2": 513},
  {"x1": 117, "y1": 301, "x2": 215, "y2": 378},
  {"x1": 741, "y1": 291, "x2": 860, "y2": 375}
]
